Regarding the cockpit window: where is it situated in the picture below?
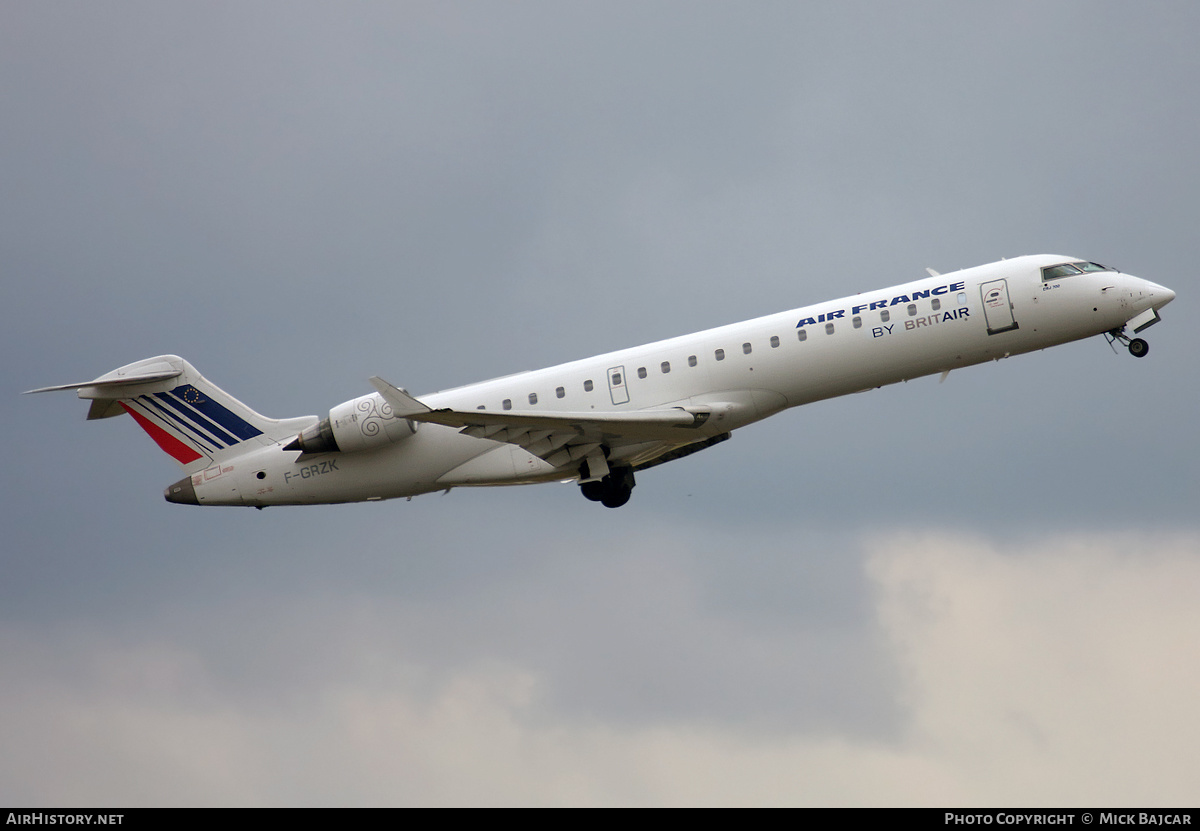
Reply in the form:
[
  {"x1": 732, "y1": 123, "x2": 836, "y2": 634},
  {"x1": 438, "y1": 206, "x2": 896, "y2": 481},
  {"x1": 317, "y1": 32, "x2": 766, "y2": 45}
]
[
  {"x1": 1042, "y1": 261, "x2": 1117, "y2": 281},
  {"x1": 1042, "y1": 263, "x2": 1083, "y2": 281},
  {"x1": 1074, "y1": 261, "x2": 1115, "y2": 273}
]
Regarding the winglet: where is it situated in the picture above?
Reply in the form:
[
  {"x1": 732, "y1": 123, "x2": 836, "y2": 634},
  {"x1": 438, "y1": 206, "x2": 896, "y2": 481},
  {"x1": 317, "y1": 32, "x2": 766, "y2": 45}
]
[{"x1": 368, "y1": 377, "x2": 432, "y2": 418}]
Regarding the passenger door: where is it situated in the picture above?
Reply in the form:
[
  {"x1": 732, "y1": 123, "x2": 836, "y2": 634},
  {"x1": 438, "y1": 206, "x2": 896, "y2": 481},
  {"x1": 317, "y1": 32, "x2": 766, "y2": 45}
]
[{"x1": 980, "y1": 278, "x2": 1019, "y2": 335}]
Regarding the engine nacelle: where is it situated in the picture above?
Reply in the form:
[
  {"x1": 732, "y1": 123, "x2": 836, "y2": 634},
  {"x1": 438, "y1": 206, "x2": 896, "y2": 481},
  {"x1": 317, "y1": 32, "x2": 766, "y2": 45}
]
[{"x1": 288, "y1": 392, "x2": 417, "y2": 454}]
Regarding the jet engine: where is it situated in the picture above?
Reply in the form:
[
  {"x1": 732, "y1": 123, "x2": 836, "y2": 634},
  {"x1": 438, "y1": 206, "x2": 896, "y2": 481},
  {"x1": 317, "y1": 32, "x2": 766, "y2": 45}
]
[{"x1": 286, "y1": 392, "x2": 417, "y2": 454}]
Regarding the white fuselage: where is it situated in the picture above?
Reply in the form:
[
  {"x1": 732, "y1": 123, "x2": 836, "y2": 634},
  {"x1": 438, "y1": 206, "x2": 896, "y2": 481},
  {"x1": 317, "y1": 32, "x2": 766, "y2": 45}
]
[{"x1": 195, "y1": 255, "x2": 1174, "y2": 507}]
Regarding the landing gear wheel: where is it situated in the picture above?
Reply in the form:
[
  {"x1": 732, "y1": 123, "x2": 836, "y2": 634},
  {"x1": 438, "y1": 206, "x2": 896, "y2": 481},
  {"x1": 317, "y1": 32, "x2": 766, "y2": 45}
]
[
  {"x1": 600, "y1": 488, "x2": 631, "y2": 509},
  {"x1": 1106, "y1": 328, "x2": 1152, "y2": 359},
  {"x1": 580, "y1": 481, "x2": 605, "y2": 502},
  {"x1": 578, "y1": 465, "x2": 636, "y2": 508}
]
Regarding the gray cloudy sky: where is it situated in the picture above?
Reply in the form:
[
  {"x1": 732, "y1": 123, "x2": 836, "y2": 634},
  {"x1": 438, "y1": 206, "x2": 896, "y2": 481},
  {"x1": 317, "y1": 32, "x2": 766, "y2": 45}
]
[{"x1": 3, "y1": 1, "x2": 1198, "y2": 807}]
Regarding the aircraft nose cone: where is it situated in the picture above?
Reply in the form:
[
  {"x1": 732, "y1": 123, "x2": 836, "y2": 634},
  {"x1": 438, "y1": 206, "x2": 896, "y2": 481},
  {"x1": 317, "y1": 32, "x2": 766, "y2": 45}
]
[
  {"x1": 1144, "y1": 281, "x2": 1177, "y2": 310},
  {"x1": 1131, "y1": 278, "x2": 1176, "y2": 311},
  {"x1": 164, "y1": 475, "x2": 198, "y2": 505}
]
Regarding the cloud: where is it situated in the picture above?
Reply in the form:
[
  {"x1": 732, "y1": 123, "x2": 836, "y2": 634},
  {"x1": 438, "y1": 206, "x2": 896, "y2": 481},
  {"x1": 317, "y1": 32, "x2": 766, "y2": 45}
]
[
  {"x1": 867, "y1": 531, "x2": 1200, "y2": 806},
  {"x1": 2, "y1": 530, "x2": 1196, "y2": 806}
]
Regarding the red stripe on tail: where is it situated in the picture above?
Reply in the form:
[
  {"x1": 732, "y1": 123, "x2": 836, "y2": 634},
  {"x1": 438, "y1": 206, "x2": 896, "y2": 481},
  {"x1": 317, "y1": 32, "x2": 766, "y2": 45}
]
[{"x1": 119, "y1": 402, "x2": 203, "y2": 464}]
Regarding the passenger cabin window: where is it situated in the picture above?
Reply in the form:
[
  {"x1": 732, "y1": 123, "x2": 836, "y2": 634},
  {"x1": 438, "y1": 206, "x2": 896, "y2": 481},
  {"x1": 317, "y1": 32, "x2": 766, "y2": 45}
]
[
  {"x1": 743, "y1": 342, "x2": 752, "y2": 354},
  {"x1": 770, "y1": 336, "x2": 780, "y2": 348},
  {"x1": 584, "y1": 380, "x2": 593, "y2": 392},
  {"x1": 637, "y1": 367, "x2": 647, "y2": 379},
  {"x1": 907, "y1": 304, "x2": 917, "y2": 316},
  {"x1": 556, "y1": 387, "x2": 565, "y2": 399},
  {"x1": 688, "y1": 355, "x2": 697, "y2": 367},
  {"x1": 529, "y1": 393, "x2": 538, "y2": 405},
  {"x1": 503, "y1": 399, "x2": 512, "y2": 410},
  {"x1": 880, "y1": 309, "x2": 890, "y2": 323},
  {"x1": 715, "y1": 348, "x2": 725, "y2": 361},
  {"x1": 958, "y1": 292, "x2": 967, "y2": 305},
  {"x1": 852, "y1": 316, "x2": 862, "y2": 329},
  {"x1": 611, "y1": 372, "x2": 622, "y2": 386},
  {"x1": 797, "y1": 329, "x2": 807, "y2": 342},
  {"x1": 931, "y1": 298, "x2": 941, "y2": 311},
  {"x1": 661, "y1": 361, "x2": 670, "y2": 373},
  {"x1": 825, "y1": 322, "x2": 835, "y2": 335}
]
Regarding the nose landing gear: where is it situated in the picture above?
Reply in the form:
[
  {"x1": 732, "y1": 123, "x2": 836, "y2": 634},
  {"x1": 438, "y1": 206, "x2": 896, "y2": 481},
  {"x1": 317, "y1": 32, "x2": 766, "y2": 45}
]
[{"x1": 1106, "y1": 328, "x2": 1150, "y2": 358}]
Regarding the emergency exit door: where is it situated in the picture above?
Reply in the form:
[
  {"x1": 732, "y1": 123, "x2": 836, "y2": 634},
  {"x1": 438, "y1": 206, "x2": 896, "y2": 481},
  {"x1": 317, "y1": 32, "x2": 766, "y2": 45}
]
[{"x1": 607, "y1": 365, "x2": 629, "y2": 405}]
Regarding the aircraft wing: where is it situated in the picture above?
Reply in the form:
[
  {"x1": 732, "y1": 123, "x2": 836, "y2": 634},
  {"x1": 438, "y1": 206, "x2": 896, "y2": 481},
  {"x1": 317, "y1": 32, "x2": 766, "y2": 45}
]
[{"x1": 369, "y1": 376, "x2": 711, "y2": 471}]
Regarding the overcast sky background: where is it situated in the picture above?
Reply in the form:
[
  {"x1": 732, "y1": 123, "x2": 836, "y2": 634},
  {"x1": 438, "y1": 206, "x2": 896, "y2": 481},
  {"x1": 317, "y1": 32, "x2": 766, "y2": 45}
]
[{"x1": 3, "y1": 2, "x2": 1198, "y2": 807}]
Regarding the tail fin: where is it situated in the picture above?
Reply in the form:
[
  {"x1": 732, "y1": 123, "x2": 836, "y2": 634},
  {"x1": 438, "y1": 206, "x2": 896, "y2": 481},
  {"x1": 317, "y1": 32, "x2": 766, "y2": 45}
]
[{"x1": 26, "y1": 355, "x2": 316, "y2": 472}]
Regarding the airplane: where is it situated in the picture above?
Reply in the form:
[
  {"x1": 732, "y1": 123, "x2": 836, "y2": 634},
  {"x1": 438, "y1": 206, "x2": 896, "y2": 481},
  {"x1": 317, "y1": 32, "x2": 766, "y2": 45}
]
[{"x1": 27, "y1": 255, "x2": 1175, "y2": 509}]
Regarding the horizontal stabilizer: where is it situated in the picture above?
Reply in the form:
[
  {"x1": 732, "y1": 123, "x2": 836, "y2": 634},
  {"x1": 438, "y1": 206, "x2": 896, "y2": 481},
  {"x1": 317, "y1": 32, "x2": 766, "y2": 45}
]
[
  {"x1": 24, "y1": 367, "x2": 183, "y2": 395},
  {"x1": 29, "y1": 355, "x2": 317, "y2": 470}
]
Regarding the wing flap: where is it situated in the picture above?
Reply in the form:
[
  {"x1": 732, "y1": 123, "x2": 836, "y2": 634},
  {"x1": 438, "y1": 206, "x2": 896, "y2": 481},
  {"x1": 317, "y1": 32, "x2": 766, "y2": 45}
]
[
  {"x1": 370, "y1": 377, "x2": 707, "y2": 436},
  {"x1": 368, "y1": 376, "x2": 713, "y2": 471}
]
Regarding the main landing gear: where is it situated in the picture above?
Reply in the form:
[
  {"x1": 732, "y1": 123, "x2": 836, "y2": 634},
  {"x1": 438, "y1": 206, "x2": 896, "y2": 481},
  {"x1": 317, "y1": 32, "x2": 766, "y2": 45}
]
[
  {"x1": 580, "y1": 466, "x2": 636, "y2": 509},
  {"x1": 1106, "y1": 328, "x2": 1150, "y2": 358}
]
